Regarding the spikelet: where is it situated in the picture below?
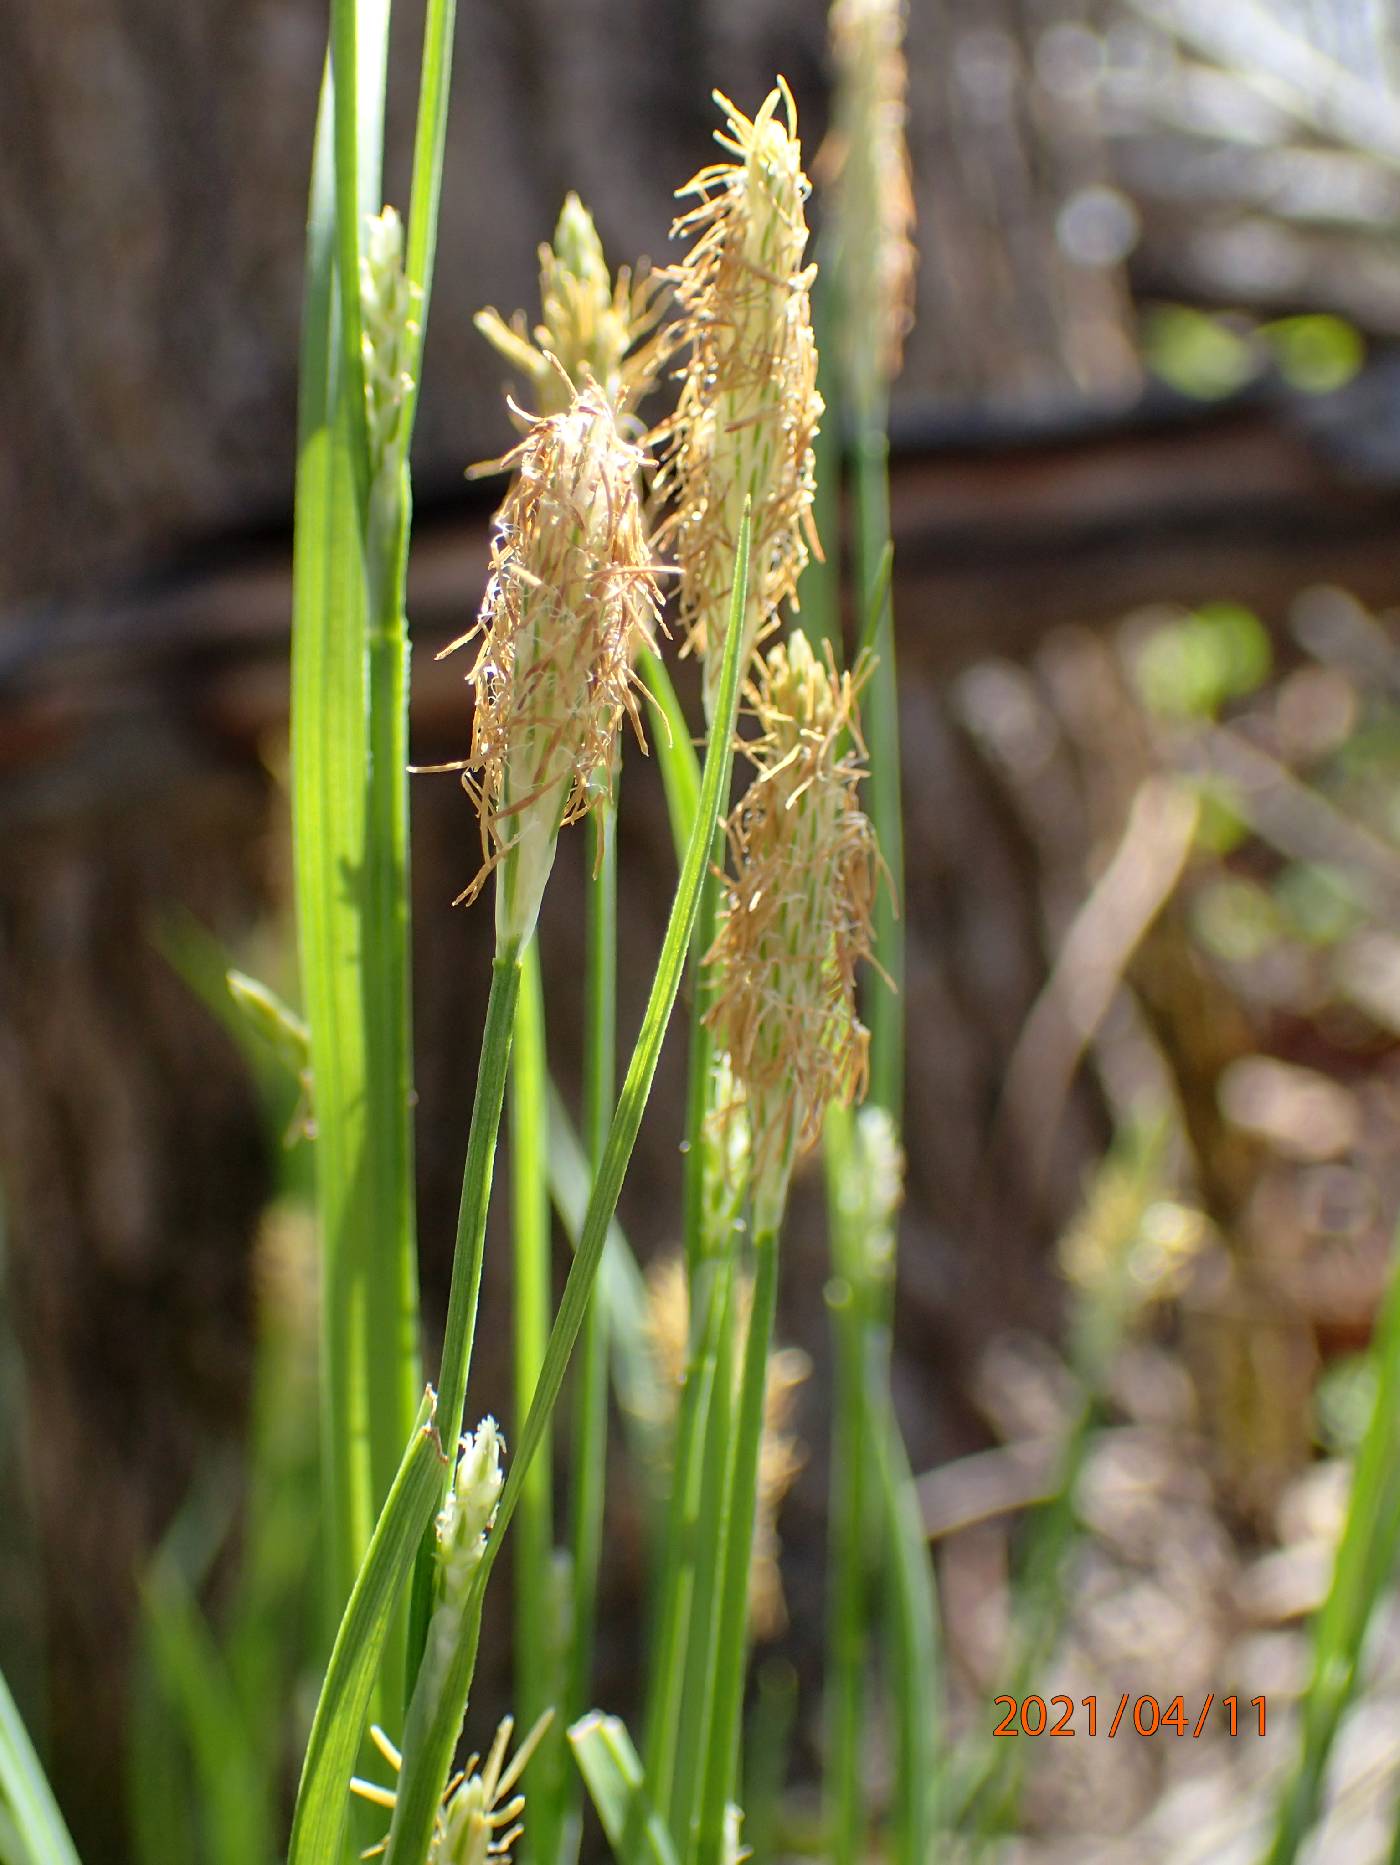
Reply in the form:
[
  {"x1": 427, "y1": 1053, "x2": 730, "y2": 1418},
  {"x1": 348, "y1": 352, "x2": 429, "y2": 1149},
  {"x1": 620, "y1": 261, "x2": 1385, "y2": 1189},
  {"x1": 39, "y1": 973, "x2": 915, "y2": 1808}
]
[
  {"x1": 822, "y1": 0, "x2": 917, "y2": 408},
  {"x1": 436, "y1": 1416, "x2": 505, "y2": 1604},
  {"x1": 706, "y1": 629, "x2": 877, "y2": 1208},
  {"x1": 475, "y1": 193, "x2": 668, "y2": 418},
  {"x1": 657, "y1": 82, "x2": 823, "y2": 721},
  {"x1": 441, "y1": 382, "x2": 662, "y2": 946},
  {"x1": 350, "y1": 1709, "x2": 552, "y2": 1863},
  {"x1": 360, "y1": 206, "x2": 422, "y2": 475}
]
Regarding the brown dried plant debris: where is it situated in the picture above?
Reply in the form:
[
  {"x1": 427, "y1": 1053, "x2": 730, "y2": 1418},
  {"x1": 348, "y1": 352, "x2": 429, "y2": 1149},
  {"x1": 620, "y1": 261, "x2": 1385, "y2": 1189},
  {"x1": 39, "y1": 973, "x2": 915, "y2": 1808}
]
[{"x1": 654, "y1": 81, "x2": 824, "y2": 721}]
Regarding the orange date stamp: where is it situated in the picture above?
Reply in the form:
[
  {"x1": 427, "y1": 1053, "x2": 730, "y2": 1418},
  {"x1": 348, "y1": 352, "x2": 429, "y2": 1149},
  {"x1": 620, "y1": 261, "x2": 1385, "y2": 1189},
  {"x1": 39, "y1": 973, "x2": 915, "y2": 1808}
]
[{"x1": 992, "y1": 1694, "x2": 1266, "y2": 1739}]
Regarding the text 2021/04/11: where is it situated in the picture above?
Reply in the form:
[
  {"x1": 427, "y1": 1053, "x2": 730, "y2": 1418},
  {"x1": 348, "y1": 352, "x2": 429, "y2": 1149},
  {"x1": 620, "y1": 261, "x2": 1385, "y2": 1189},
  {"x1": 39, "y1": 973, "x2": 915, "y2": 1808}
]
[{"x1": 993, "y1": 1694, "x2": 1267, "y2": 1739}]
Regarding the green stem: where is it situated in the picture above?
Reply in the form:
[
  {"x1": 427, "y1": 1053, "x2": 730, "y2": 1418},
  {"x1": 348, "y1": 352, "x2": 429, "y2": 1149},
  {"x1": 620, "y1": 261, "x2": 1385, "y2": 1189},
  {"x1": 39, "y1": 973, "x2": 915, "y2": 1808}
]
[
  {"x1": 511, "y1": 942, "x2": 558, "y2": 1861},
  {"x1": 407, "y1": 941, "x2": 523, "y2": 1694},
  {"x1": 563, "y1": 802, "x2": 619, "y2": 1857},
  {"x1": 646, "y1": 833, "x2": 738, "y2": 1838},
  {"x1": 869, "y1": 1378, "x2": 940, "y2": 1863},
  {"x1": 362, "y1": 464, "x2": 424, "y2": 1729},
  {"x1": 440, "y1": 947, "x2": 523, "y2": 1459},
  {"x1": 695, "y1": 1215, "x2": 782, "y2": 1865},
  {"x1": 386, "y1": 1587, "x2": 485, "y2": 1865},
  {"x1": 681, "y1": 845, "x2": 724, "y2": 1280},
  {"x1": 660, "y1": 1259, "x2": 737, "y2": 1848},
  {"x1": 853, "y1": 418, "x2": 904, "y2": 1125},
  {"x1": 824, "y1": 1124, "x2": 870, "y2": 1865}
]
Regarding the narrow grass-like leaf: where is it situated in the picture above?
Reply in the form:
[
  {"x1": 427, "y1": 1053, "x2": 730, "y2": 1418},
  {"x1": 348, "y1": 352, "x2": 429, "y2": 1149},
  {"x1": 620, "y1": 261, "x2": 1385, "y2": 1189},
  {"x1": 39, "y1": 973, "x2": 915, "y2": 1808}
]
[
  {"x1": 292, "y1": 61, "x2": 380, "y2": 1647},
  {"x1": 645, "y1": 1254, "x2": 736, "y2": 1833},
  {"x1": 400, "y1": 0, "x2": 459, "y2": 445},
  {"x1": 510, "y1": 944, "x2": 565, "y2": 1858},
  {"x1": 853, "y1": 428, "x2": 903, "y2": 1123},
  {"x1": 696, "y1": 1223, "x2": 781, "y2": 1864},
  {"x1": 565, "y1": 798, "x2": 623, "y2": 1865},
  {"x1": 1267, "y1": 1219, "x2": 1400, "y2": 1865},
  {"x1": 638, "y1": 648, "x2": 702, "y2": 867},
  {"x1": 288, "y1": 1393, "x2": 443, "y2": 1865},
  {"x1": 0, "y1": 1666, "x2": 81, "y2": 1865},
  {"x1": 569, "y1": 1715, "x2": 681, "y2": 1865},
  {"x1": 869, "y1": 1381, "x2": 940, "y2": 1862},
  {"x1": 546, "y1": 1079, "x2": 663, "y2": 1466},
  {"x1": 138, "y1": 1565, "x2": 268, "y2": 1865},
  {"x1": 823, "y1": 1104, "x2": 873, "y2": 1865}
]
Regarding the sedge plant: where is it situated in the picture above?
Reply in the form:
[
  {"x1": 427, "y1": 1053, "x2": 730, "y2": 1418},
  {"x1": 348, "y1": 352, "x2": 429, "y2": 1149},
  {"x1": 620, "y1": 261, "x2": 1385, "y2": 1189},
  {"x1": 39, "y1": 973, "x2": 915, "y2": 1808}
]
[{"x1": 9, "y1": 6, "x2": 1399, "y2": 1860}]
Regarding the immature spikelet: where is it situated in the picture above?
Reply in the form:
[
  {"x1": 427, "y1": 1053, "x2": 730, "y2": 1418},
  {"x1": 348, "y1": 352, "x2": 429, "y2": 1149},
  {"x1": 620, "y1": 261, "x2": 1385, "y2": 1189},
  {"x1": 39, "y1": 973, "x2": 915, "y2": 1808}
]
[
  {"x1": 823, "y1": 0, "x2": 917, "y2": 407},
  {"x1": 475, "y1": 193, "x2": 667, "y2": 418},
  {"x1": 351, "y1": 1709, "x2": 552, "y2": 1863},
  {"x1": 436, "y1": 1416, "x2": 504, "y2": 1603},
  {"x1": 706, "y1": 629, "x2": 877, "y2": 1201},
  {"x1": 442, "y1": 383, "x2": 662, "y2": 945},
  {"x1": 658, "y1": 82, "x2": 823, "y2": 721},
  {"x1": 360, "y1": 206, "x2": 421, "y2": 473}
]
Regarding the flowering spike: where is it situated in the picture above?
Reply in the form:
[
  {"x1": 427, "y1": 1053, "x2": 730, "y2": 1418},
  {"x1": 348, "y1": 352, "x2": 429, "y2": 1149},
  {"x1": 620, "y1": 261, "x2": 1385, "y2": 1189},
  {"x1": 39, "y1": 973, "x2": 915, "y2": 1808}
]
[
  {"x1": 441, "y1": 383, "x2": 663, "y2": 946},
  {"x1": 822, "y1": 0, "x2": 918, "y2": 408},
  {"x1": 474, "y1": 193, "x2": 668, "y2": 417},
  {"x1": 359, "y1": 206, "x2": 422, "y2": 475},
  {"x1": 657, "y1": 81, "x2": 824, "y2": 721},
  {"x1": 705, "y1": 630, "x2": 878, "y2": 1207}
]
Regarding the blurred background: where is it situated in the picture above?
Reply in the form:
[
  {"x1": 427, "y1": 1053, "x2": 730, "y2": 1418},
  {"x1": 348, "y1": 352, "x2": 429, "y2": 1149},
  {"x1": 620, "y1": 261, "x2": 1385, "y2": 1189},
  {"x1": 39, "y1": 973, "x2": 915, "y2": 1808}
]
[{"x1": 3, "y1": 0, "x2": 1400, "y2": 1857}]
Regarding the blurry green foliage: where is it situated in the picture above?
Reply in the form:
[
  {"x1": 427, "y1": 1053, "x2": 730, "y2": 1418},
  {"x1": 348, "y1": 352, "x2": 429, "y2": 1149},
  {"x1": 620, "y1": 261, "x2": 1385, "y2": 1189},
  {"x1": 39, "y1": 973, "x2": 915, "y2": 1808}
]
[
  {"x1": 1274, "y1": 862, "x2": 1368, "y2": 948},
  {"x1": 1260, "y1": 316, "x2": 1365, "y2": 395},
  {"x1": 1142, "y1": 305, "x2": 1255, "y2": 400},
  {"x1": 1134, "y1": 602, "x2": 1273, "y2": 720},
  {"x1": 1189, "y1": 874, "x2": 1283, "y2": 964},
  {"x1": 1143, "y1": 305, "x2": 1364, "y2": 400},
  {"x1": 1188, "y1": 775, "x2": 1250, "y2": 856},
  {"x1": 1313, "y1": 1353, "x2": 1378, "y2": 1457}
]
